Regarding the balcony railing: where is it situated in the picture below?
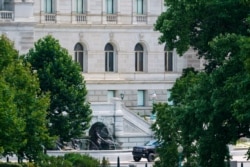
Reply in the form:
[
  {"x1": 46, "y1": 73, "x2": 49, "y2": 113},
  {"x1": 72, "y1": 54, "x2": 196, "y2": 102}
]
[
  {"x1": 136, "y1": 15, "x2": 147, "y2": 23},
  {"x1": 0, "y1": 11, "x2": 13, "y2": 20},
  {"x1": 45, "y1": 13, "x2": 56, "y2": 22},
  {"x1": 76, "y1": 14, "x2": 87, "y2": 23},
  {"x1": 106, "y1": 14, "x2": 117, "y2": 23}
]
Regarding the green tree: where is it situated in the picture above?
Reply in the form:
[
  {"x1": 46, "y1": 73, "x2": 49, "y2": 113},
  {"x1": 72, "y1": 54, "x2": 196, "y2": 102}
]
[
  {"x1": 0, "y1": 35, "x2": 26, "y2": 156},
  {"x1": 24, "y1": 35, "x2": 92, "y2": 143},
  {"x1": 0, "y1": 34, "x2": 52, "y2": 162},
  {"x1": 154, "y1": 0, "x2": 250, "y2": 166},
  {"x1": 152, "y1": 103, "x2": 180, "y2": 167},
  {"x1": 154, "y1": 0, "x2": 249, "y2": 71}
]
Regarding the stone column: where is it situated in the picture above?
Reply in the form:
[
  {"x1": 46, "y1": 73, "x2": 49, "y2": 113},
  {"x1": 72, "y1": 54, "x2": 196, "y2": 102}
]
[
  {"x1": 40, "y1": 0, "x2": 44, "y2": 23},
  {"x1": 102, "y1": 0, "x2": 107, "y2": 24},
  {"x1": 117, "y1": 0, "x2": 120, "y2": 24},
  {"x1": 71, "y1": 0, "x2": 76, "y2": 23},
  {"x1": 132, "y1": 0, "x2": 137, "y2": 24}
]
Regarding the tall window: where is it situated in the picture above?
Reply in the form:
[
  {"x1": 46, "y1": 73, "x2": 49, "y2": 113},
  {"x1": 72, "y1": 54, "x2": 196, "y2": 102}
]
[
  {"x1": 105, "y1": 43, "x2": 114, "y2": 72},
  {"x1": 135, "y1": 43, "x2": 143, "y2": 72},
  {"x1": 0, "y1": 0, "x2": 4, "y2": 10},
  {"x1": 76, "y1": 0, "x2": 85, "y2": 13},
  {"x1": 137, "y1": 0, "x2": 143, "y2": 14},
  {"x1": 106, "y1": 0, "x2": 114, "y2": 14},
  {"x1": 44, "y1": 0, "x2": 54, "y2": 13},
  {"x1": 74, "y1": 43, "x2": 84, "y2": 72},
  {"x1": 137, "y1": 90, "x2": 145, "y2": 106},
  {"x1": 165, "y1": 48, "x2": 173, "y2": 72}
]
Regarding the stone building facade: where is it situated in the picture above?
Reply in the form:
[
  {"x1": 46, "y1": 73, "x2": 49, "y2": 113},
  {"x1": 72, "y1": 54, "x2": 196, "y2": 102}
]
[{"x1": 0, "y1": 0, "x2": 203, "y2": 147}]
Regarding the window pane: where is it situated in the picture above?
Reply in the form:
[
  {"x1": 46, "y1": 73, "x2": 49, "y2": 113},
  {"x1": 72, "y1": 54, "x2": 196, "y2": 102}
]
[
  {"x1": 135, "y1": 44, "x2": 144, "y2": 72},
  {"x1": 137, "y1": 0, "x2": 143, "y2": 14},
  {"x1": 137, "y1": 90, "x2": 145, "y2": 106},
  {"x1": 105, "y1": 43, "x2": 114, "y2": 72},
  {"x1": 109, "y1": 52, "x2": 114, "y2": 71},
  {"x1": 139, "y1": 52, "x2": 143, "y2": 71},
  {"x1": 165, "y1": 51, "x2": 173, "y2": 71},
  {"x1": 164, "y1": 52, "x2": 167, "y2": 71},
  {"x1": 135, "y1": 43, "x2": 143, "y2": 51},
  {"x1": 45, "y1": 0, "x2": 52, "y2": 13},
  {"x1": 105, "y1": 53, "x2": 108, "y2": 71},
  {"x1": 105, "y1": 52, "x2": 114, "y2": 72},
  {"x1": 135, "y1": 52, "x2": 143, "y2": 71},
  {"x1": 74, "y1": 43, "x2": 83, "y2": 51},
  {"x1": 168, "y1": 52, "x2": 173, "y2": 71},
  {"x1": 135, "y1": 53, "x2": 138, "y2": 71},
  {"x1": 0, "y1": 0, "x2": 3, "y2": 10},
  {"x1": 107, "y1": 0, "x2": 113, "y2": 14},
  {"x1": 76, "y1": 0, "x2": 83, "y2": 13},
  {"x1": 105, "y1": 43, "x2": 114, "y2": 51},
  {"x1": 74, "y1": 43, "x2": 84, "y2": 72},
  {"x1": 79, "y1": 52, "x2": 83, "y2": 71}
]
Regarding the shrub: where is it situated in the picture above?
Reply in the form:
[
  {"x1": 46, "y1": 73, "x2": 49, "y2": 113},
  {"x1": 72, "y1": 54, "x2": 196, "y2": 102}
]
[
  {"x1": 100, "y1": 157, "x2": 110, "y2": 167},
  {"x1": 0, "y1": 163, "x2": 22, "y2": 167},
  {"x1": 37, "y1": 153, "x2": 100, "y2": 167},
  {"x1": 64, "y1": 153, "x2": 100, "y2": 167},
  {"x1": 1, "y1": 153, "x2": 101, "y2": 167},
  {"x1": 20, "y1": 162, "x2": 36, "y2": 167},
  {"x1": 36, "y1": 155, "x2": 72, "y2": 167}
]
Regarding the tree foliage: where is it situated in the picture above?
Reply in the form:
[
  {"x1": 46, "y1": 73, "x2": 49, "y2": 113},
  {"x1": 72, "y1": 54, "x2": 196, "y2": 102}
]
[
  {"x1": 0, "y1": 34, "x2": 52, "y2": 162},
  {"x1": 24, "y1": 35, "x2": 92, "y2": 143},
  {"x1": 153, "y1": 0, "x2": 250, "y2": 167},
  {"x1": 152, "y1": 103, "x2": 180, "y2": 167},
  {"x1": 155, "y1": 0, "x2": 249, "y2": 69}
]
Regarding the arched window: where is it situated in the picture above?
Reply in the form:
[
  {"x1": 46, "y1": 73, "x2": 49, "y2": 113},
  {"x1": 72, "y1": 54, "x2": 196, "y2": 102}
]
[
  {"x1": 74, "y1": 43, "x2": 84, "y2": 72},
  {"x1": 164, "y1": 46, "x2": 173, "y2": 72},
  {"x1": 135, "y1": 43, "x2": 144, "y2": 72},
  {"x1": 105, "y1": 43, "x2": 114, "y2": 72}
]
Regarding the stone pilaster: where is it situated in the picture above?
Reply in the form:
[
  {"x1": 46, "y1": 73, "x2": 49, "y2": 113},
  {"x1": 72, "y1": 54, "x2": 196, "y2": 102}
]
[{"x1": 112, "y1": 97, "x2": 124, "y2": 136}]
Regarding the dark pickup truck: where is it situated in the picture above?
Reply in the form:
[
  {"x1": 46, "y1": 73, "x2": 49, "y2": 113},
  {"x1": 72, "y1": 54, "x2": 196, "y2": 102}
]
[{"x1": 132, "y1": 140, "x2": 160, "y2": 162}]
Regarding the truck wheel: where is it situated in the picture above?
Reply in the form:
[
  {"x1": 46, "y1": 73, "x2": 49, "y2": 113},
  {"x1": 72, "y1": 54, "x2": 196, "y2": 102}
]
[
  {"x1": 147, "y1": 153, "x2": 155, "y2": 162},
  {"x1": 133, "y1": 156, "x2": 141, "y2": 162}
]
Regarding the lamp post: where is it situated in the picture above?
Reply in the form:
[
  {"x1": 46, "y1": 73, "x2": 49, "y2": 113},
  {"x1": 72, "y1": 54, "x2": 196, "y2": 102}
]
[
  {"x1": 151, "y1": 92, "x2": 157, "y2": 104},
  {"x1": 120, "y1": 92, "x2": 124, "y2": 100},
  {"x1": 177, "y1": 145, "x2": 183, "y2": 167}
]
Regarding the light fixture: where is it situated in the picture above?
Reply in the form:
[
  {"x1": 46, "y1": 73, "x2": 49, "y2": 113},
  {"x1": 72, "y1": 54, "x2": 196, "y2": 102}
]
[
  {"x1": 151, "y1": 92, "x2": 157, "y2": 103},
  {"x1": 120, "y1": 92, "x2": 124, "y2": 100}
]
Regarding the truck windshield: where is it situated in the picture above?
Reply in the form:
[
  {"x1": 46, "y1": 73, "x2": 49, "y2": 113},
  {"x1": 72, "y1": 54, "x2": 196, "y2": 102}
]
[{"x1": 144, "y1": 140, "x2": 158, "y2": 146}]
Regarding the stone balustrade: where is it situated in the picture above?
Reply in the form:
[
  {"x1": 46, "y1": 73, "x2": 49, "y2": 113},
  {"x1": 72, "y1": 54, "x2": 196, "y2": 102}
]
[{"x1": 0, "y1": 11, "x2": 13, "y2": 20}]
